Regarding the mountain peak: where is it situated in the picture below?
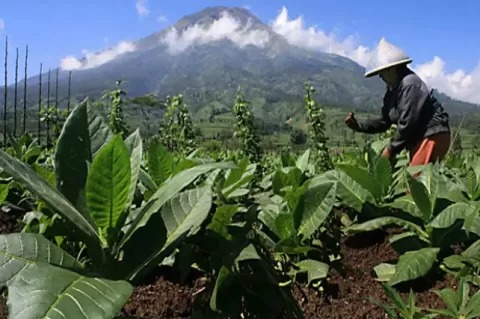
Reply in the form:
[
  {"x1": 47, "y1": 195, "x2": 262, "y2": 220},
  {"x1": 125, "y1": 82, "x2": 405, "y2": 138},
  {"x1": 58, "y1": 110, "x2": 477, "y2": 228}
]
[{"x1": 172, "y1": 6, "x2": 265, "y2": 32}]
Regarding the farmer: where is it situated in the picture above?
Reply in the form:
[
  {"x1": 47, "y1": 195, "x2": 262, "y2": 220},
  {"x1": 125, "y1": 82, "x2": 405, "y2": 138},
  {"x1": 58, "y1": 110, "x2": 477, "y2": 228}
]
[{"x1": 344, "y1": 38, "x2": 451, "y2": 167}]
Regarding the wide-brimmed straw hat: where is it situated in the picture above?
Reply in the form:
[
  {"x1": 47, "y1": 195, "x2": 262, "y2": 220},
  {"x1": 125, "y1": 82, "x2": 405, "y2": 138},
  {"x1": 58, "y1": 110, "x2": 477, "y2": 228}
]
[{"x1": 364, "y1": 37, "x2": 412, "y2": 78}]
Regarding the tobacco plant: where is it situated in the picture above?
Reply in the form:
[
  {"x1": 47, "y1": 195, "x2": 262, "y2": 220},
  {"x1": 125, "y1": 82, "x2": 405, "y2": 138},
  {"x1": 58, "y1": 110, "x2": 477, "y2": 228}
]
[
  {"x1": 252, "y1": 149, "x2": 339, "y2": 291},
  {"x1": 373, "y1": 279, "x2": 480, "y2": 318},
  {"x1": 304, "y1": 83, "x2": 332, "y2": 172},
  {"x1": 102, "y1": 80, "x2": 129, "y2": 138},
  {"x1": 369, "y1": 283, "x2": 433, "y2": 319},
  {"x1": 346, "y1": 163, "x2": 477, "y2": 286},
  {"x1": 158, "y1": 94, "x2": 197, "y2": 155},
  {"x1": 0, "y1": 98, "x2": 234, "y2": 318},
  {"x1": 232, "y1": 88, "x2": 262, "y2": 165}
]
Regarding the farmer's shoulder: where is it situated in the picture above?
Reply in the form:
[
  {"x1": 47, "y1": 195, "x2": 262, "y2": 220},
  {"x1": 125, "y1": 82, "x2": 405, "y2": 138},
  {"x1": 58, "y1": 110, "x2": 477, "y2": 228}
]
[{"x1": 400, "y1": 72, "x2": 429, "y2": 92}]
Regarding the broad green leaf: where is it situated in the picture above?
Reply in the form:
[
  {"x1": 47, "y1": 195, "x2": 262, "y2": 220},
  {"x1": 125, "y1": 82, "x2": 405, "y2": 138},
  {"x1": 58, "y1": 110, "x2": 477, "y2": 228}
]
[
  {"x1": 463, "y1": 208, "x2": 480, "y2": 237},
  {"x1": 346, "y1": 217, "x2": 427, "y2": 239},
  {"x1": 127, "y1": 186, "x2": 213, "y2": 282},
  {"x1": 172, "y1": 158, "x2": 198, "y2": 175},
  {"x1": 389, "y1": 232, "x2": 427, "y2": 254},
  {"x1": 203, "y1": 169, "x2": 222, "y2": 188},
  {"x1": 374, "y1": 156, "x2": 393, "y2": 197},
  {"x1": 407, "y1": 174, "x2": 433, "y2": 222},
  {"x1": 0, "y1": 182, "x2": 9, "y2": 204},
  {"x1": 124, "y1": 129, "x2": 143, "y2": 210},
  {"x1": 222, "y1": 157, "x2": 249, "y2": 190},
  {"x1": 390, "y1": 196, "x2": 424, "y2": 219},
  {"x1": 337, "y1": 163, "x2": 382, "y2": 200},
  {"x1": 388, "y1": 247, "x2": 440, "y2": 286},
  {"x1": 227, "y1": 188, "x2": 249, "y2": 198},
  {"x1": 120, "y1": 161, "x2": 235, "y2": 248},
  {"x1": 257, "y1": 196, "x2": 283, "y2": 237},
  {"x1": 465, "y1": 167, "x2": 478, "y2": 200},
  {"x1": 374, "y1": 263, "x2": 396, "y2": 282},
  {"x1": 0, "y1": 147, "x2": 99, "y2": 245},
  {"x1": 290, "y1": 259, "x2": 329, "y2": 285},
  {"x1": 280, "y1": 151, "x2": 296, "y2": 167},
  {"x1": 86, "y1": 135, "x2": 131, "y2": 244},
  {"x1": 295, "y1": 148, "x2": 311, "y2": 173},
  {"x1": 7, "y1": 263, "x2": 132, "y2": 319},
  {"x1": 272, "y1": 168, "x2": 303, "y2": 195},
  {"x1": 441, "y1": 254, "x2": 465, "y2": 270},
  {"x1": 297, "y1": 181, "x2": 336, "y2": 240},
  {"x1": 210, "y1": 266, "x2": 232, "y2": 312},
  {"x1": 32, "y1": 163, "x2": 55, "y2": 188},
  {"x1": 275, "y1": 213, "x2": 296, "y2": 241},
  {"x1": 419, "y1": 164, "x2": 440, "y2": 190},
  {"x1": 428, "y1": 202, "x2": 472, "y2": 228},
  {"x1": 465, "y1": 290, "x2": 480, "y2": 317},
  {"x1": 222, "y1": 159, "x2": 256, "y2": 198},
  {"x1": 54, "y1": 98, "x2": 113, "y2": 211},
  {"x1": 433, "y1": 288, "x2": 461, "y2": 315},
  {"x1": 235, "y1": 244, "x2": 261, "y2": 266},
  {"x1": 147, "y1": 138, "x2": 174, "y2": 186},
  {"x1": 0, "y1": 233, "x2": 83, "y2": 286},
  {"x1": 285, "y1": 184, "x2": 306, "y2": 214},
  {"x1": 462, "y1": 238, "x2": 480, "y2": 259},
  {"x1": 138, "y1": 168, "x2": 158, "y2": 193},
  {"x1": 274, "y1": 239, "x2": 314, "y2": 254},
  {"x1": 472, "y1": 157, "x2": 480, "y2": 181},
  {"x1": 311, "y1": 169, "x2": 372, "y2": 212},
  {"x1": 23, "y1": 145, "x2": 43, "y2": 163},
  {"x1": 371, "y1": 139, "x2": 389, "y2": 154},
  {"x1": 417, "y1": 164, "x2": 441, "y2": 211},
  {"x1": 207, "y1": 205, "x2": 239, "y2": 240}
]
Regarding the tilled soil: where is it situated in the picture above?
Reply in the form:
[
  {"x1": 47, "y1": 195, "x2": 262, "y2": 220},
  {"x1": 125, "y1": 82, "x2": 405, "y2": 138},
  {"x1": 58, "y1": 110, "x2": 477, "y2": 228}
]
[
  {"x1": 0, "y1": 207, "x2": 458, "y2": 319},
  {"x1": 119, "y1": 269, "x2": 211, "y2": 319},
  {"x1": 118, "y1": 228, "x2": 456, "y2": 319},
  {"x1": 292, "y1": 229, "x2": 453, "y2": 319}
]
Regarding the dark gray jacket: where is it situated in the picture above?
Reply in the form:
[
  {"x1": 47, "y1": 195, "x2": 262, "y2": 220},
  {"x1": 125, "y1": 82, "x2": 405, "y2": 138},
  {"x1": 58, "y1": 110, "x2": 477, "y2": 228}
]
[{"x1": 356, "y1": 69, "x2": 450, "y2": 156}]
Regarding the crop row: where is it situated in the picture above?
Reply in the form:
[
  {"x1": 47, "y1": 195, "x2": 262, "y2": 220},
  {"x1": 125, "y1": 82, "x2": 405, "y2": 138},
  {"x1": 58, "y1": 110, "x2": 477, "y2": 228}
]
[{"x1": 0, "y1": 92, "x2": 479, "y2": 318}]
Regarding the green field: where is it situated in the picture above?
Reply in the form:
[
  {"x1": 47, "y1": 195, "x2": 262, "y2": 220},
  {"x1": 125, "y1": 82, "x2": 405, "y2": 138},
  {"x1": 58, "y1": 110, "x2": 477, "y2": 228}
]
[{"x1": 0, "y1": 88, "x2": 479, "y2": 318}]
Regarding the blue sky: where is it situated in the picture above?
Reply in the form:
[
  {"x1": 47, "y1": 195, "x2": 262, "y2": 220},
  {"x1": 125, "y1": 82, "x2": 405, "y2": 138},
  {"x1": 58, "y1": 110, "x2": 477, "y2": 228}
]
[{"x1": 1, "y1": 0, "x2": 479, "y2": 103}]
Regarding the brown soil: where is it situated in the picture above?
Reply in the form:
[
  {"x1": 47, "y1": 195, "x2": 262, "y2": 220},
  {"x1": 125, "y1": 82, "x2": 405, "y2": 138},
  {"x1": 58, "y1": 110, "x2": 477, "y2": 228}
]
[
  {"x1": 119, "y1": 268, "x2": 211, "y2": 319},
  {"x1": 292, "y1": 229, "x2": 453, "y2": 319},
  {"x1": 117, "y1": 228, "x2": 455, "y2": 319},
  {"x1": 0, "y1": 207, "x2": 458, "y2": 319}
]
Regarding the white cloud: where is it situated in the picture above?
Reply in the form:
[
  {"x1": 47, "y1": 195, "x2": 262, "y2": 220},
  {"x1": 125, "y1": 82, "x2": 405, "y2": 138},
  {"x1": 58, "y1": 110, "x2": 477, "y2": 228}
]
[
  {"x1": 414, "y1": 58, "x2": 480, "y2": 104},
  {"x1": 136, "y1": 0, "x2": 150, "y2": 17},
  {"x1": 60, "y1": 41, "x2": 136, "y2": 71},
  {"x1": 271, "y1": 7, "x2": 372, "y2": 66},
  {"x1": 270, "y1": 6, "x2": 480, "y2": 105},
  {"x1": 157, "y1": 15, "x2": 168, "y2": 23},
  {"x1": 0, "y1": 19, "x2": 4, "y2": 31},
  {"x1": 160, "y1": 11, "x2": 271, "y2": 54}
]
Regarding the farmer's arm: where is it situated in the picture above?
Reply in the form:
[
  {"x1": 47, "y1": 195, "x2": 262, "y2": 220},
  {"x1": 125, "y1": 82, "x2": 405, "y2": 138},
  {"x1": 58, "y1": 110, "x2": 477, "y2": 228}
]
[
  {"x1": 356, "y1": 90, "x2": 393, "y2": 133},
  {"x1": 386, "y1": 84, "x2": 428, "y2": 156},
  {"x1": 356, "y1": 115, "x2": 391, "y2": 133}
]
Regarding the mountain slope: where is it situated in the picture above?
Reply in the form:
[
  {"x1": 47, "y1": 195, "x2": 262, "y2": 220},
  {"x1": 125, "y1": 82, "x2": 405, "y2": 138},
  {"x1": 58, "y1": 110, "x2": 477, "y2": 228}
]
[{"x1": 1, "y1": 6, "x2": 478, "y2": 123}]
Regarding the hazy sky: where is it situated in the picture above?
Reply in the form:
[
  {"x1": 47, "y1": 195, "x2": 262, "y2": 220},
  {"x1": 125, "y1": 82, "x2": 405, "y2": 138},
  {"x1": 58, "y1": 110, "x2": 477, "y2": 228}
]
[{"x1": 1, "y1": 0, "x2": 479, "y2": 103}]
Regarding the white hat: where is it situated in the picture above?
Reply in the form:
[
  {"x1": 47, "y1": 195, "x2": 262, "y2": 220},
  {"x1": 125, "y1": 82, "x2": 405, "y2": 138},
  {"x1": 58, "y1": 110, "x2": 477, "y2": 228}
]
[{"x1": 364, "y1": 37, "x2": 412, "y2": 78}]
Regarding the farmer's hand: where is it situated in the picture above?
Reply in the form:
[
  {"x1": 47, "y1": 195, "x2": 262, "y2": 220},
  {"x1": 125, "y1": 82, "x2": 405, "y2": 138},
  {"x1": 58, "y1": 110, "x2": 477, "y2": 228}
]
[{"x1": 344, "y1": 112, "x2": 359, "y2": 130}]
